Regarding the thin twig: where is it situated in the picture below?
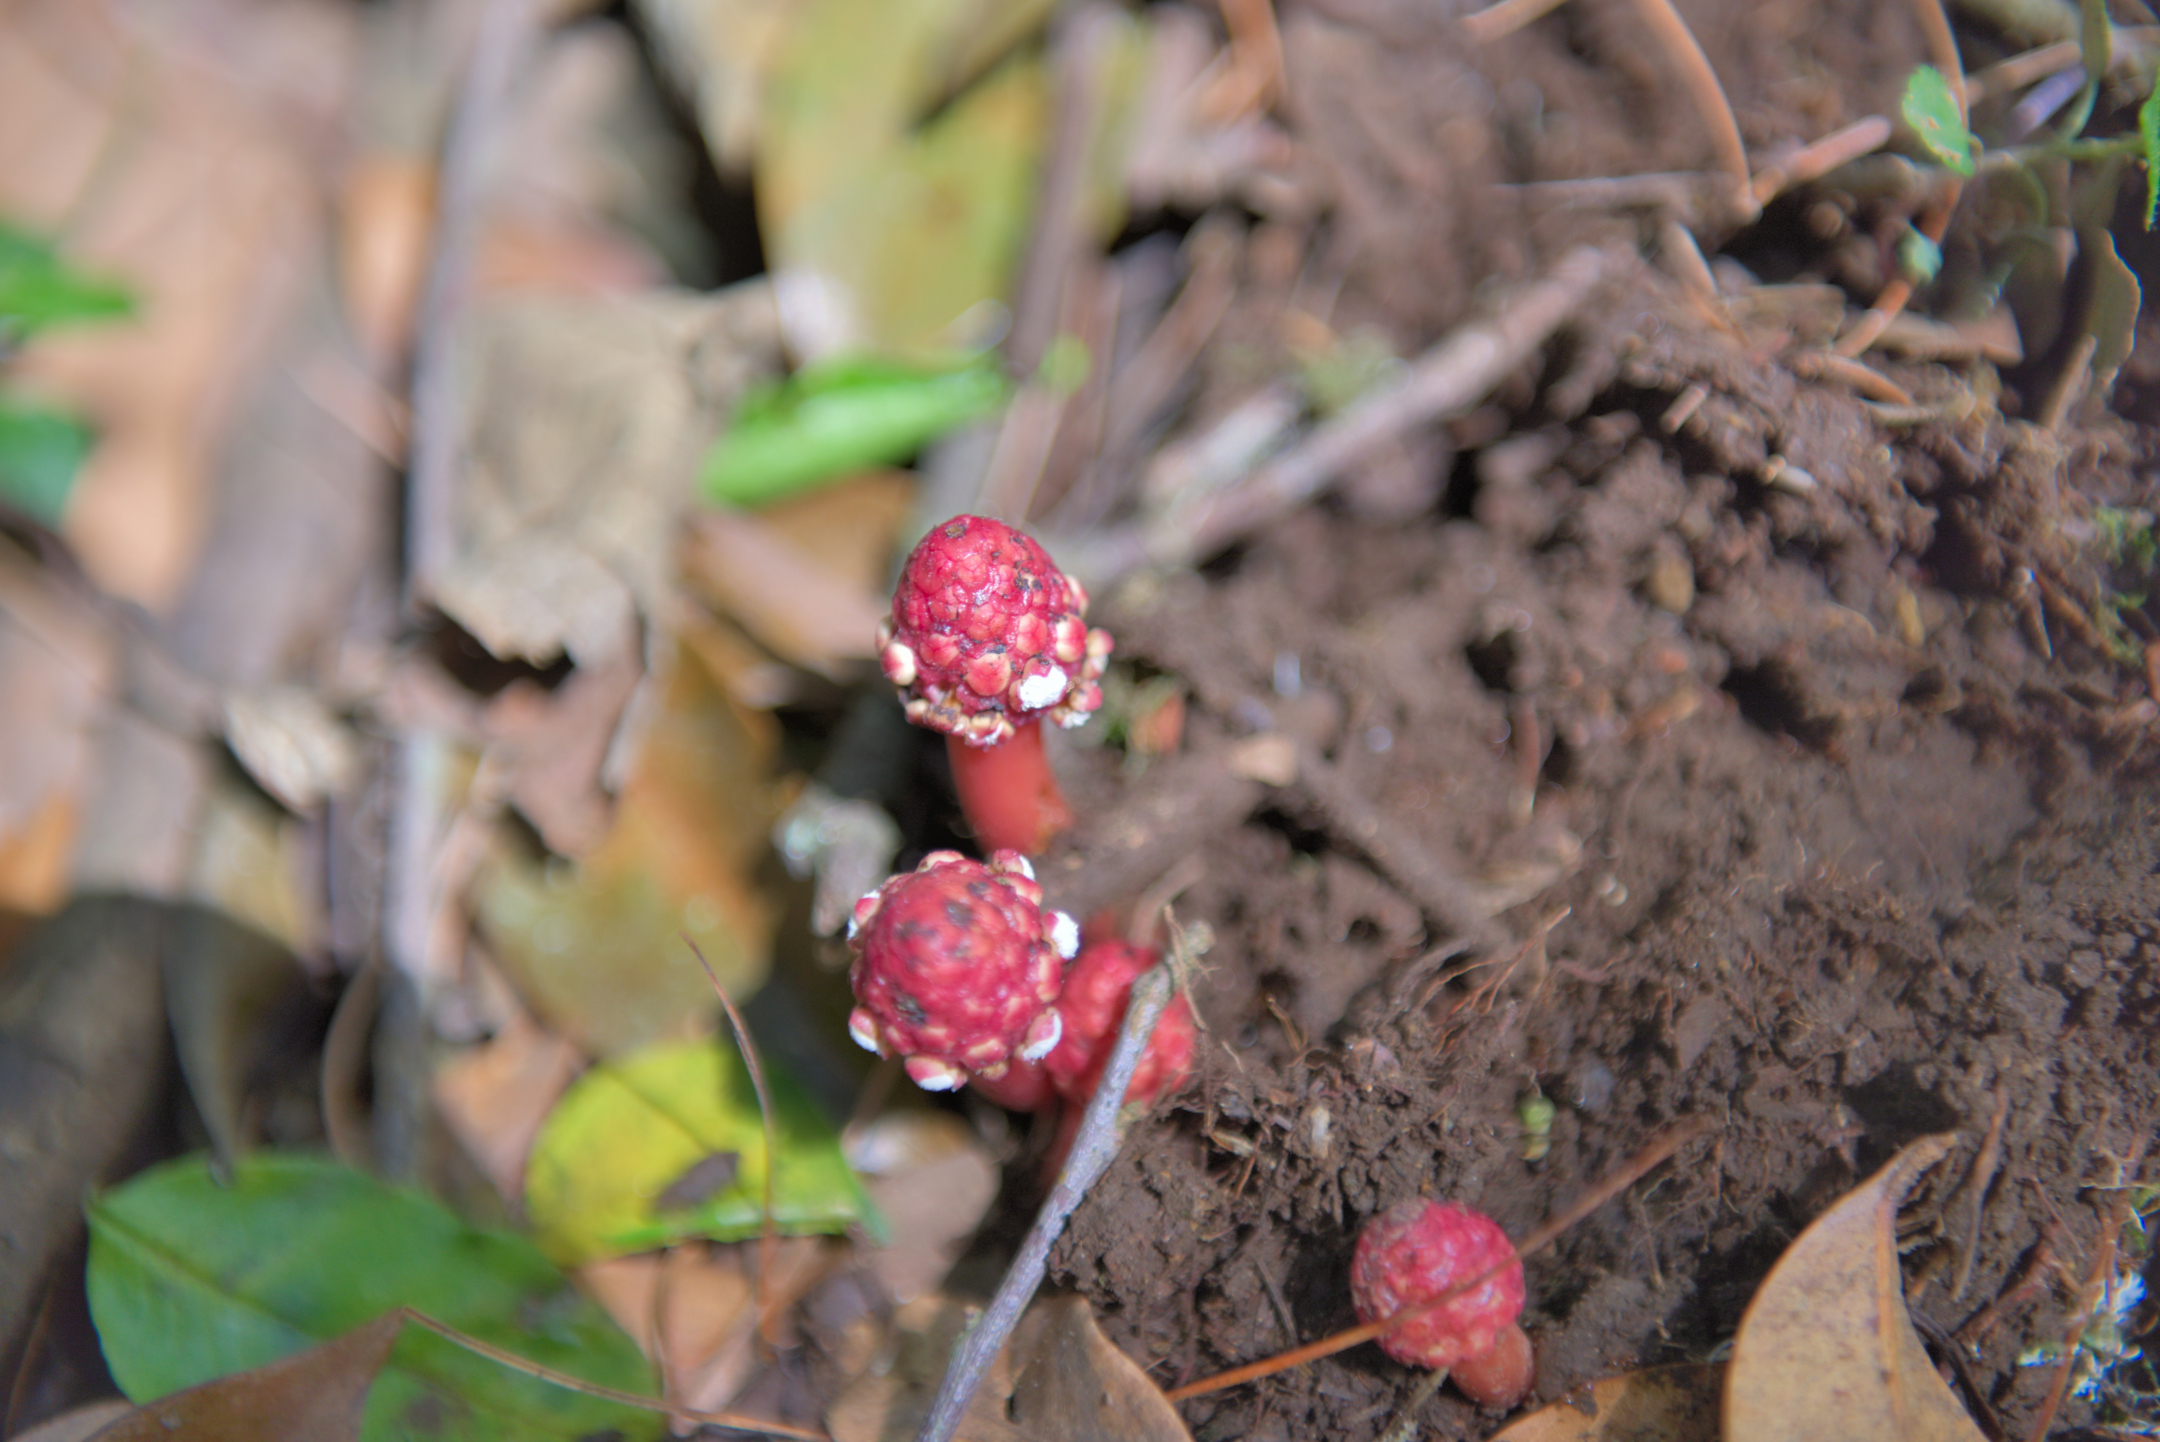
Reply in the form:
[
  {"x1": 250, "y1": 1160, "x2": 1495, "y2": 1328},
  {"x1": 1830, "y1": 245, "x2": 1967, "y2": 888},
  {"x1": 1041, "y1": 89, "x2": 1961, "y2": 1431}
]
[
  {"x1": 1789, "y1": 350, "x2": 1916, "y2": 405},
  {"x1": 1968, "y1": 39, "x2": 2079, "y2": 101},
  {"x1": 1375, "y1": 1365, "x2": 1451, "y2": 1442},
  {"x1": 1295, "y1": 741, "x2": 1508, "y2": 951},
  {"x1": 398, "y1": 1309, "x2": 828, "y2": 1440},
  {"x1": 685, "y1": 936, "x2": 781, "y2": 1347},
  {"x1": 1839, "y1": 0, "x2": 1964, "y2": 356},
  {"x1": 1462, "y1": 0, "x2": 1572, "y2": 44},
  {"x1": 1625, "y1": 0, "x2": 1755, "y2": 221},
  {"x1": 404, "y1": 0, "x2": 539, "y2": 604},
  {"x1": 1749, "y1": 116, "x2": 1893, "y2": 206},
  {"x1": 1059, "y1": 245, "x2": 1611, "y2": 584},
  {"x1": 1952, "y1": 1087, "x2": 2012, "y2": 1301},
  {"x1": 1164, "y1": 1116, "x2": 1714, "y2": 1401},
  {"x1": 2021, "y1": 1129, "x2": 2151, "y2": 1442},
  {"x1": 1912, "y1": 0, "x2": 1969, "y2": 111},
  {"x1": 915, "y1": 966, "x2": 1176, "y2": 1442}
]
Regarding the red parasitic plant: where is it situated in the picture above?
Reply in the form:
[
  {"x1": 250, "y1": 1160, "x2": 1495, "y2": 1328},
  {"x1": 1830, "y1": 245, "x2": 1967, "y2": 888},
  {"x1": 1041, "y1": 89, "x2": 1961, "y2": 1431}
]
[
  {"x1": 845, "y1": 849, "x2": 1079, "y2": 1093},
  {"x1": 1350, "y1": 1199, "x2": 1535, "y2": 1410},
  {"x1": 973, "y1": 934, "x2": 1197, "y2": 1186},
  {"x1": 879, "y1": 514, "x2": 1112, "y2": 855},
  {"x1": 1040, "y1": 936, "x2": 1195, "y2": 1109}
]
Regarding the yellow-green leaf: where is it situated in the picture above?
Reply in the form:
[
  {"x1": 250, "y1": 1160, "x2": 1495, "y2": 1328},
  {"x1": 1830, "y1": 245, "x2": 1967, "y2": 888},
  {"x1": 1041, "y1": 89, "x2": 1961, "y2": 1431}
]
[{"x1": 525, "y1": 1036, "x2": 879, "y2": 1264}]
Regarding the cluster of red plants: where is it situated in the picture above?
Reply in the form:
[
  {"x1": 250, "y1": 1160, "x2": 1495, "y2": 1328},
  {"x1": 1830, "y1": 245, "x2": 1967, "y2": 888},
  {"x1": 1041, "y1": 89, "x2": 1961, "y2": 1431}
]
[{"x1": 845, "y1": 514, "x2": 1535, "y2": 1413}]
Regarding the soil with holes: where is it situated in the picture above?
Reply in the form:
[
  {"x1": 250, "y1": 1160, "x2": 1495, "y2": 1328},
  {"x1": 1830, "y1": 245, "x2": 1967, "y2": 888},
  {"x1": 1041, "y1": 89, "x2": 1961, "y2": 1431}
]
[{"x1": 959, "y1": 3, "x2": 2160, "y2": 1438}]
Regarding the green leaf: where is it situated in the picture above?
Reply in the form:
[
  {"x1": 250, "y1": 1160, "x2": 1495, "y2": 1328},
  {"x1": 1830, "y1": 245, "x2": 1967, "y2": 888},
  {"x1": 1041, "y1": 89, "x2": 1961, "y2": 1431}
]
[
  {"x1": 700, "y1": 353, "x2": 1008, "y2": 507},
  {"x1": 2081, "y1": 225, "x2": 2141, "y2": 395},
  {"x1": 1902, "y1": 66, "x2": 1974, "y2": 177},
  {"x1": 0, "y1": 399, "x2": 91, "y2": 522},
  {"x1": 525, "y1": 1035, "x2": 879, "y2": 1265},
  {"x1": 2140, "y1": 62, "x2": 2160, "y2": 227},
  {"x1": 86, "y1": 1153, "x2": 660, "y2": 1442},
  {"x1": 0, "y1": 224, "x2": 134, "y2": 340},
  {"x1": 1898, "y1": 226, "x2": 1944, "y2": 285}
]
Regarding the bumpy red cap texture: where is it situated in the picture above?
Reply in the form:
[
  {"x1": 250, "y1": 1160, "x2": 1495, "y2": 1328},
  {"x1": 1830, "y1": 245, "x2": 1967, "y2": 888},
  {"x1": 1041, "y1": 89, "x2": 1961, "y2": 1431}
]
[
  {"x1": 1042, "y1": 938, "x2": 1196, "y2": 1109},
  {"x1": 1350, "y1": 1200, "x2": 1526, "y2": 1370},
  {"x1": 880, "y1": 515, "x2": 1112, "y2": 747},
  {"x1": 845, "y1": 850, "x2": 1080, "y2": 1092}
]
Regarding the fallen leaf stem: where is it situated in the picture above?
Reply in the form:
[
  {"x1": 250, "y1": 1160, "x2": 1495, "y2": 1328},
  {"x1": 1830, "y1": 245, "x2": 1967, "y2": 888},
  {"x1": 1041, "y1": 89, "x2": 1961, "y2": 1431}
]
[
  {"x1": 914, "y1": 965, "x2": 1174, "y2": 1442},
  {"x1": 1163, "y1": 1115, "x2": 1713, "y2": 1402},
  {"x1": 2021, "y1": 1129, "x2": 2152, "y2": 1442},
  {"x1": 398, "y1": 1308, "x2": 828, "y2": 1440},
  {"x1": 686, "y1": 936, "x2": 782, "y2": 1345}
]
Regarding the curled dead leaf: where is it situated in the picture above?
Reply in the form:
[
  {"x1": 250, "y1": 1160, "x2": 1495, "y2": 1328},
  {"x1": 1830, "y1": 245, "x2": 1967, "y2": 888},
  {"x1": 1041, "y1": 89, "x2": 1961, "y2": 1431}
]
[
  {"x1": 1487, "y1": 1364, "x2": 1721, "y2": 1442},
  {"x1": 1724, "y1": 1132, "x2": 1984, "y2": 1442},
  {"x1": 86, "y1": 1311, "x2": 404, "y2": 1442},
  {"x1": 828, "y1": 1293, "x2": 1190, "y2": 1442}
]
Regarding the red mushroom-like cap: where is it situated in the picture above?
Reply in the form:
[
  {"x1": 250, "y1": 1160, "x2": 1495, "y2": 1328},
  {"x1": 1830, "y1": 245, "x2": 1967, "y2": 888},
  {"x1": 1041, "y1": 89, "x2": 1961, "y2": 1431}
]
[
  {"x1": 845, "y1": 849, "x2": 1081, "y2": 1092},
  {"x1": 879, "y1": 515, "x2": 1113, "y2": 748},
  {"x1": 1350, "y1": 1200, "x2": 1526, "y2": 1371},
  {"x1": 1042, "y1": 938, "x2": 1196, "y2": 1110}
]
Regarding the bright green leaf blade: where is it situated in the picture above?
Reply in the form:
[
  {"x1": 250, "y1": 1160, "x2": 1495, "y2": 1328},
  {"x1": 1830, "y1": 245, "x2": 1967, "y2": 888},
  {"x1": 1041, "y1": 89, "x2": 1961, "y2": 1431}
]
[
  {"x1": 0, "y1": 223, "x2": 134, "y2": 339},
  {"x1": 1902, "y1": 65, "x2": 1974, "y2": 177},
  {"x1": 2140, "y1": 62, "x2": 2160, "y2": 227},
  {"x1": 701, "y1": 355, "x2": 1009, "y2": 507},
  {"x1": 0, "y1": 400, "x2": 91, "y2": 522},
  {"x1": 526, "y1": 1036, "x2": 879, "y2": 1265},
  {"x1": 86, "y1": 1153, "x2": 659, "y2": 1442}
]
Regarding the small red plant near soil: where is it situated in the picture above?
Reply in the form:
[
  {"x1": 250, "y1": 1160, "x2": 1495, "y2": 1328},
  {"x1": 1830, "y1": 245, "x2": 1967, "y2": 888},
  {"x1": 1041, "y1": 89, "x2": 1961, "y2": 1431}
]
[
  {"x1": 880, "y1": 514, "x2": 1112, "y2": 855},
  {"x1": 1351, "y1": 1200, "x2": 1535, "y2": 1410},
  {"x1": 970, "y1": 936, "x2": 1196, "y2": 1116},
  {"x1": 1042, "y1": 936, "x2": 1195, "y2": 1106},
  {"x1": 845, "y1": 849, "x2": 1080, "y2": 1093}
]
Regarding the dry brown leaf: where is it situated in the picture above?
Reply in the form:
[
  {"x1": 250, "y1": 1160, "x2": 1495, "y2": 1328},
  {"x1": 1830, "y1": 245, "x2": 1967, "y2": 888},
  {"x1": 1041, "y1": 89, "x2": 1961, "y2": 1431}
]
[
  {"x1": 481, "y1": 629, "x2": 645, "y2": 858},
  {"x1": 0, "y1": 790, "x2": 76, "y2": 914},
  {"x1": 0, "y1": 0, "x2": 352, "y2": 608},
  {"x1": 673, "y1": 606, "x2": 803, "y2": 710},
  {"x1": 1488, "y1": 1364, "x2": 1722, "y2": 1441},
  {"x1": 1724, "y1": 1133, "x2": 1982, "y2": 1442},
  {"x1": 222, "y1": 686, "x2": 361, "y2": 813},
  {"x1": 582, "y1": 1238, "x2": 828, "y2": 1414},
  {"x1": 85, "y1": 1311, "x2": 402, "y2": 1442},
  {"x1": 475, "y1": 638, "x2": 776, "y2": 1056},
  {"x1": 827, "y1": 1295, "x2": 1023, "y2": 1442},
  {"x1": 680, "y1": 509, "x2": 886, "y2": 675},
  {"x1": 434, "y1": 285, "x2": 781, "y2": 666},
  {"x1": 1006, "y1": 1295, "x2": 1191, "y2": 1442},
  {"x1": 827, "y1": 1293, "x2": 1189, "y2": 1442},
  {"x1": 632, "y1": 0, "x2": 801, "y2": 175},
  {"x1": 848, "y1": 1111, "x2": 999, "y2": 1304},
  {"x1": 0, "y1": 551, "x2": 114, "y2": 911},
  {"x1": 338, "y1": 153, "x2": 437, "y2": 370},
  {"x1": 11, "y1": 1401, "x2": 134, "y2": 1442},
  {"x1": 432, "y1": 1009, "x2": 585, "y2": 1201},
  {"x1": 159, "y1": 903, "x2": 312, "y2": 1173},
  {"x1": 754, "y1": 469, "x2": 916, "y2": 592}
]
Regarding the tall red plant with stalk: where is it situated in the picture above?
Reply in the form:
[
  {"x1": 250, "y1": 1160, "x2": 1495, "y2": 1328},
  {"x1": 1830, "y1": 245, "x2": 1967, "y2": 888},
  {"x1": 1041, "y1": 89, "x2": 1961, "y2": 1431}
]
[{"x1": 879, "y1": 515, "x2": 1112, "y2": 855}]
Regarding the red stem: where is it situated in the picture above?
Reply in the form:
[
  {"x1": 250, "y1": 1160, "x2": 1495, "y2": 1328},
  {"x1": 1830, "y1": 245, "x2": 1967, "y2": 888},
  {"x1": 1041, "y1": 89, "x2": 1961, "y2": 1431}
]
[
  {"x1": 947, "y1": 718, "x2": 1072, "y2": 855},
  {"x1": 1450, "y1": 1321, "x2": 1535, "y2": 1408}
]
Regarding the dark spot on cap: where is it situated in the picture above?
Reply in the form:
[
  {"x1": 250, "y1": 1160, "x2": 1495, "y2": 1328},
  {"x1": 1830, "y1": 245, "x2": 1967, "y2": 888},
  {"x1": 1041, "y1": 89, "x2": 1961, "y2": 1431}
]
[{"x1": 944, "y1": 519, "x2": 968, "y2": 538}]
